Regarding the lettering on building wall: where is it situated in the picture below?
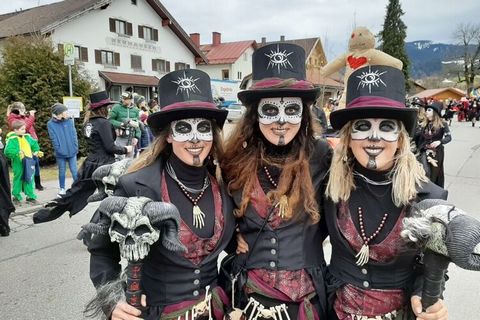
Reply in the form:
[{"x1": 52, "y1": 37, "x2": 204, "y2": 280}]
[{"x1": 106, "y1": 37, "x2": 161, "y2": 53}]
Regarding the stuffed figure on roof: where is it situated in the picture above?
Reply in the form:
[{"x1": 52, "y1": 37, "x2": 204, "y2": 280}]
[{"x1": 320, "y1": 26, "x2": 403, "y2": 108}]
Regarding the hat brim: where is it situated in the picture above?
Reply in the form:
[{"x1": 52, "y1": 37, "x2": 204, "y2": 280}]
[
  {"x1": 238, "y1": 88, "x2": 319, "y2": 106},
  {"x1": 147, "y1": 107, "x2": 228, "y2": 135},
  {"x1": 330, "y1": 107, "x2": 418, "y2": 136},
  {"x1": 90, "y1": 100, "x2": 118, "y2": 110}
]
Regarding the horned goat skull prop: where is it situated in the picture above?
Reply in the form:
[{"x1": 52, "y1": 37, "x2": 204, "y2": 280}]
[
  {"x1": 401, "y1": 199, "x2": 480, "y2": 309},
  {"x1": 95, "y1": 195, "x2": 186, "y2": 308},
  {"x1": 88, "y1": 158, "x2": 132, "y2": 203}
]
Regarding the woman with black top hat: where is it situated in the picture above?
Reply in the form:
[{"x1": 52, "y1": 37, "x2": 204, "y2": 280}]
[
  {"x1": 325, "y1": 65, "x2": 448, "y2": 319},
  {"x1": 223, "y1": 43, "x2": 332, "y2": 319},
  {"x1": 33, "y1": 91, "x2": 132, "y2": 224},
  {"x1": 414, "y1": 101, "x2": 451, "y2": 188},
  {"x1": 87, "y1": 69, "x2": 235, "y2": 320}
]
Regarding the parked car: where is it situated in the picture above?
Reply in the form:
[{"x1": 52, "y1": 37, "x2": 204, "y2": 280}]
[{"x1": 226, "y1": 103, "x2": 245, "y2": 122}]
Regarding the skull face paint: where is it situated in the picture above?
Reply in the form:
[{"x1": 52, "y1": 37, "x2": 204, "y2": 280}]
[
  {"x1": 349, "y1": 118, "x2": 400, "y2": 171},
  {"x1": 258, "y1": 97, "x2": 303, "y2": 146},
  {"x1": 425, "y1": 108, "x2": 434, "y2": 121},
  {"x1": 170, "y1": 118, "x2": 213, "y2": 142},
  {"x1": 351, "y1": 118, "x2": 400, "y2": 142},
  {"x1": 167, "y1": 118, "x2": 213, "y2": 167}
]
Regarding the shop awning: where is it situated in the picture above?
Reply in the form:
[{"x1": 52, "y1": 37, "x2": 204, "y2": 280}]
[{"x1": 99, "y1": 71, "x2": 160, "y2": 86}]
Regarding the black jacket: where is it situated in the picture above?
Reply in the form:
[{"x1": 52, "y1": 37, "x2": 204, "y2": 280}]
[
  {"x1": 325, "y1": 180, "x2": 448, "y2": 318},
  {"x1": 84, "y1": 116, "x2": 127, "y2": 163},
  {"x1": 88, "y1": 157, "x2": 236, "y2": 308}
]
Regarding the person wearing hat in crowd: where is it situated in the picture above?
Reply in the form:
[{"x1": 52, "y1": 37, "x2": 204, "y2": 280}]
[
  {"x1": 33, "y1": 91, "x2": 132, "y2": 224},
  {"x1": 47, "y1": 103, "x2": 79, "y2": 197},
  {"x1": 223, "y1": 43, "x2": 332, "y2": 319},
  {"x1": 6, "y1": 101, "x2": 44, "y2": 190},
  {"x1": 87, "y1": 69, "x2": 235, "y2": 320},
  {"x1": 325, "y1": 65, "x2": 449, "y2": 319},
  {"x1": 135, "y1": 94, "x2": 154, "y2": 153},
  {"x1": 109, "y1": 91, "x2": 141, "y2": 158},
  {"x1": 414, "y1": 101, "x2": 451, "y2": 188}
]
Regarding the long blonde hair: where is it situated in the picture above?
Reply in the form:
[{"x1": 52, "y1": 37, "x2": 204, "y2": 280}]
[
  {"x1": 420, "y1": 109, "x2": 444, "y2": 129},
  {"x1": 326, "y1": 121, "x2": 428, "y2": 206},
  {"x1": 127, "y1": 123, "x2": 224, "y2": 179}
]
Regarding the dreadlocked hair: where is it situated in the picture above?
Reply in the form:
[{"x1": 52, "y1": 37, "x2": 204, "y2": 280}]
[{"x1": 222, "y1": 96, "x2": 321, "y2": 223}]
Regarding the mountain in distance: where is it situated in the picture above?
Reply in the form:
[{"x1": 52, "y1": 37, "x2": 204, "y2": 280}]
[{"x1": 405, "y1": 40, "x2": 476, "y2": 79}]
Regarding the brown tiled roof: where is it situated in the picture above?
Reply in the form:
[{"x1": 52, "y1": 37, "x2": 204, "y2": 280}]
[
  {"x1": 413, "y1": 87, "x2": 466, "y2": 99},
  {"x1": 199, "y1": 40, "x2": 256, "y2": 64},
  {"x1": 0, "y1": 0, "x2": 207, "y2": 62},
  {"x1": 99, "y1": 71, "x2": 159, "y2": 86},
  {"x1": 0, "y1": 0, "x2": 100, "y2": 38}
]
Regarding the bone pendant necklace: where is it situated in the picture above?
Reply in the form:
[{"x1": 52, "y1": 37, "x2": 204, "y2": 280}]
[
  {"x1": 355, "y1": 206, "x2": 388, "y2": 266},
  {"x1": 178, "y1": 181, "x2": 207, "y2": 229}
]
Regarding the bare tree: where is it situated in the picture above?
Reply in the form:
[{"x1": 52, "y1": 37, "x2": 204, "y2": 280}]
[{"x1": 453, "y1": 23, "x2": 480, "y2": 92}]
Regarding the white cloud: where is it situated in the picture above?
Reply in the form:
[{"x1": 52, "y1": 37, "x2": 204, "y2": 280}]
[{"x1": 1, "y1": 0, "x2": 479, "y2": 59}]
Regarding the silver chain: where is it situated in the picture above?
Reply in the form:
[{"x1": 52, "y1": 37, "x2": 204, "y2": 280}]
[
  {"x1": 353, "y1": 171, "x2": 392, "y2": 186},
  {"x1": 165, "y1": 161, "x2": 210, "y2": 194}
]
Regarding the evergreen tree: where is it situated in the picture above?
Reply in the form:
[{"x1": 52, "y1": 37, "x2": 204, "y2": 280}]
[
  {"x1": 378, "y1": 0, "x2": 410, "y2": 91},
  {"x1": 0, "y1": 36, "x2": 94, "y2": 163}
]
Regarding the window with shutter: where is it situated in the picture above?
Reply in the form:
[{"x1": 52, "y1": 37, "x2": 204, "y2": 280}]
[
  {"x1": 114, "y1": 52, "x2": 120, "y2": 66},
  {"x1": 138, "y1": 25, "x2": 144, "y2": 39},
  {"x1": 166, "y1": 61, "x2": 170, "y2": 72},
  {"x1": 57, "y1": 43, "x2": 64, "y2": 55},
  {"x1": 126, "y1": 22, "x2": 133, "y2": 36},
  {"x1": 109, "y1": 18, "x2": 116, "y2": 32},
  {"x1": 153, "y1": 29, "x2": 158, "y2": 41},
  {"x1": 152, "y1": 59, "x2": 157, "y2": 71},
  {"x1": 131, "y1": 55, "x2": 142, "y2": 69},
  {"x1": 81, "y1": 47, "x2": 88, "y2": 62},
  {"x1": 95, "y1": 50, "x2": 101, "y2": 64}
]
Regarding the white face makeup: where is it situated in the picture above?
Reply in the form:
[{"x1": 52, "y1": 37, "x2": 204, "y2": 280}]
[
  {"x1": 258, "y1": 97, "x2": 303, "y2": 125},
  {"x1": 170, "y1": 118, "x2": 213, "y2": 142},
  {"x1": 351, "y1": 118, "x2": 400, "y2": 142},
  {"x1": 425, "y1": 108, "x2": 434, "y2": 121}
]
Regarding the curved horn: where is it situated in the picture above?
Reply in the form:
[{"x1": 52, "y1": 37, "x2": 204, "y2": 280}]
[
  {"x1": 91, "y1": 164, "x2": 113, "y2": 182},
  {"x1": 143, "y1": 202, "x2": 185, "y2": 253},
  {"x1": 143, "y1": 202, "x2": 181, "y2": 226},
  {"x1": 446, "y1": 215, "x2": 480, "y2": 271},
  {"x1": 87, "y1": 191, "x2": 107, "y2": 203},
  {"x1": 98, "y1": 196, "x2": 129, "y2": 218}
]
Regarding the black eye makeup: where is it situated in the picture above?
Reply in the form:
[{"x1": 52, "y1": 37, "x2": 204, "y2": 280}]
[{"x1": 174, "y1": 121, "x2": 192, "y2": 134}]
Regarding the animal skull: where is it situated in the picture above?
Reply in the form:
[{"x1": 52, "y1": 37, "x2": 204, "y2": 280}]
[{"x1": 109, "y1": 197, "x2": 159, "y2": 261}]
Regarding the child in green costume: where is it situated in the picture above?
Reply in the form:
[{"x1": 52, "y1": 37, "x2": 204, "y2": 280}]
[{"x1": 4, "y1": 120, "x2": 41, "y2": 204}]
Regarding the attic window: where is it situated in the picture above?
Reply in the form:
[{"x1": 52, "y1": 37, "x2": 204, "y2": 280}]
[{"x1": 131, "y1": 0, "x2": 137, "y2": 5}]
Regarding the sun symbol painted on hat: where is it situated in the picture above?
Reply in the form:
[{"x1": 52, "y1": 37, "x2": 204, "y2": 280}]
[
  {"x1": 265, "y1": 44, "x2": 293, "y2": 73},
  {"x1": 356, "y1": 67, "x2": 387, "y2": 94},
  {"x1": 172, "y1": 72, "x2": 201, "y2": 97}
]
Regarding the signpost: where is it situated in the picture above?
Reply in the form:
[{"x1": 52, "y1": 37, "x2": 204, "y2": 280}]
[{"x1": 63, "y1": 42, "x2": 75, "y2": 97}]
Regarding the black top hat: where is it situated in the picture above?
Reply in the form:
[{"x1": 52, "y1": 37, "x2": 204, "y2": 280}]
[
  {"x1": 426, "y1": 101, "x2": 442, "y2": 115},
  {"x1": 147, "y1": 69, "x2": 227, "y2": 134},
  {"x1": 89, "y1": 91, "x2": 118, "y2": 110},
  {"x1": 238, "y1": 43, "x2": 319, "y2": 105},
  {"x1": 330, "y1": 65, "x2": 417, "y2": 135}
]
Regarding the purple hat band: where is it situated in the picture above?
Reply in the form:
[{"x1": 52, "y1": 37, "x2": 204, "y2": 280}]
[
  {"x1": 347, "y1": 96, "x2": 405, "y2": 109},
  {"x1": 90, "y1": 98, "x2": 113, "y2": 109},
  {"x1": 161, "y1": 101, "x2": 218, "y2": 111}
]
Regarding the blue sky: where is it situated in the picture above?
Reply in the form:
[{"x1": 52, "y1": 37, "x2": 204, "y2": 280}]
[{"x1": 2, "y1": 0, "x2": 479, "y2": 60}]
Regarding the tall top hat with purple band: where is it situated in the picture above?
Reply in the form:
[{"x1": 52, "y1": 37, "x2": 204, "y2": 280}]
[
  {"x1": 147, "y1": 69, "x2": 227, "y2": 135},
  {"x1": 238, "y1": 43, "x2": 319, "y2": 105},
  {"x1": 330, "y1": 65, "x2": 417, "y2": 135},
  {"x1": 89, "y1": 91, "x2": 118, "y2": 110}
]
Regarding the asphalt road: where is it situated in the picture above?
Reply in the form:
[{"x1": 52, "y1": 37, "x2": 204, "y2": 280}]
[{"x1": 1, "y1": 120, "x2": 480, "y2": 319}]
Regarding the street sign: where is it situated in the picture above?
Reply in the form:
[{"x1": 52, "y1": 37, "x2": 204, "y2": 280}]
[
  {"x1": 63, "y1": 43, "x2": 75, "y2": 65},
  {"x1": 63, "y1": 96, "x2": 83, "y2": 118}
]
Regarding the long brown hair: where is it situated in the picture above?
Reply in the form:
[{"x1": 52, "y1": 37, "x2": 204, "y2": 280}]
[
  {"x1": 127, "y1": 121, "x2": 224, "y2": 179},
  {"x1": 222, "y1": 96, "x2": 321, "y2": 223},
  {"x1": 83, "y1": 105, "x2": 109, "y2": 124}
]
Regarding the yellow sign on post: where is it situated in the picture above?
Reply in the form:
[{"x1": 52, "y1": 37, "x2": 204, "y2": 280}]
[
  {"x1": 63, "y1": 43, "x2": 75, "y2": 66},
  {"x1": 63, "y1": 96, "x2": 83, "y2": 119}
]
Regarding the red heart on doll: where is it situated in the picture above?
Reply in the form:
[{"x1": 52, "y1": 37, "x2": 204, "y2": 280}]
[{"x1": 347, "y1": 55, "x2": 368, "y2": 69}]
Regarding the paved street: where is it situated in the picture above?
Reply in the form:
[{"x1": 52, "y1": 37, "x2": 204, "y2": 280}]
[{"x1": 1, "y1": 120, "x2": 480, "y2": 319}]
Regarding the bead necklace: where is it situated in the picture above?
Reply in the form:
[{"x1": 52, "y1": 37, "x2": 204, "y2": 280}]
[
  {"x1": 355, "y1": 206, "x2": 388, "y2": 266},
  {"x1": 263, "y1": 166, "x2": 278, "y2": 188}
]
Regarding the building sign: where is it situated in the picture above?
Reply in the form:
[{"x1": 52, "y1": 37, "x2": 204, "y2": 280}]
[
  {"x1": 106, "y1": 37, "x2": 161, "y2": 53},
  {"x1": 63, "y1": 96, "x2": 83, "y2": 118},
  {"x1": 211, "y1": 79, "x2": 241, "y2": 103},
  {"x1": 64, "y1": 42, "x2": 75, "y2": 65}
]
